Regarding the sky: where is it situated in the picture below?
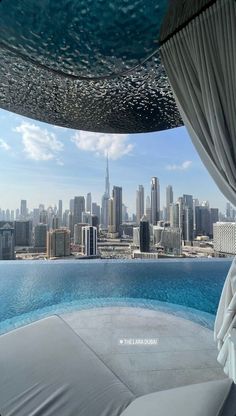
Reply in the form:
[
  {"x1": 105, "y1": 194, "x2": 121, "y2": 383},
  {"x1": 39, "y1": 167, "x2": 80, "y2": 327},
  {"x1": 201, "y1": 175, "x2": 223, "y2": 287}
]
[{"x1": 0, "y1": 108, "x2": 229, "y2": 215}]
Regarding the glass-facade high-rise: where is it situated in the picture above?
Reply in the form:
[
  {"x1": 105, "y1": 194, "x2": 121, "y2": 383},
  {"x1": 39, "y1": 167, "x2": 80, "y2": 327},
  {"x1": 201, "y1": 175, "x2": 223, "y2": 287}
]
[
  {"x1": 82, "y1": 226, "x2": 97, "y2": 256},
  {"x1": 166, "y1": 185, "x2": 173, "y2": 221},
  {"x1": 139, "y1": 215, "x2": 150, "y2": 253},
  {"x1": 14, "y1": 220, "x2": 32, "y2": 246},
  {"x1": 34, "y1": 224, "x2": 47, "y2": 250},
  {"x1": 73, "y1": 196, "x2": 85, "y2": 226},
  {"x1": 151, "y1": 177, "x2": 160, "y2": 225},
  {"x1": 145, "y1": 195, "x2": 151, "y2": 224},
  {"x1": 183, "y1": 195, "x2": 193, "y2": 242},
  {"x1": 86, "y1": 193, "x2": 92, "y2": 213},
  {"x1": 58, "y1": 200, "x2": 63, "y2": 227},
  {"x1": 20, "y1": 200, "x2": 27, "y2": 219},
  {"x1": 113, "y1": 186, "x2": 122, "y2": 236},
  {"x1": 101, "y1": 155, "x2": 110, "y2": 229},
  {"x1": 136, "y1": 185, "x2": 144, "y2": 224}
]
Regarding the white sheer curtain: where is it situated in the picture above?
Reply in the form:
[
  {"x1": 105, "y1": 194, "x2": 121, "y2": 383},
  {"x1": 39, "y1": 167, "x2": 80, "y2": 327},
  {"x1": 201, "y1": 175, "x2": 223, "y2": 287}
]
[{"x1": 160, "y1": 0, "x2": 236, "y2": 379}]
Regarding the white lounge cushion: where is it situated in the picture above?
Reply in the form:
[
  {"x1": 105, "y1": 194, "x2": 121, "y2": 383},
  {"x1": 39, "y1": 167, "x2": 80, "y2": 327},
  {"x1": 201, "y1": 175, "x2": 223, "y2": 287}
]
[
  {"x1": 121, "y1": 378, "x2": 232, "y2": 416},
  {"x1": 0, "y1": 315, "x2": 134, "y2": 416}
]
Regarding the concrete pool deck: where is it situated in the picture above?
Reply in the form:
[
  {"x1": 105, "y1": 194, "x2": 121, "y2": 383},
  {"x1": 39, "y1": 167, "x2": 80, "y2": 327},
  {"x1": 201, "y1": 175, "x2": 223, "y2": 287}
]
[{"x1": 60, "y1": 307, "x2": 225, "y2": 396}]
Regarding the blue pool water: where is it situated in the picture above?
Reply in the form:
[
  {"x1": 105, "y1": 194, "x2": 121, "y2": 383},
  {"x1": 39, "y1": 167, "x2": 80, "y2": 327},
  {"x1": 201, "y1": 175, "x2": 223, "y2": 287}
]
[{"x1": 0, "y1": 258, "x2": 232, "y2": 333}]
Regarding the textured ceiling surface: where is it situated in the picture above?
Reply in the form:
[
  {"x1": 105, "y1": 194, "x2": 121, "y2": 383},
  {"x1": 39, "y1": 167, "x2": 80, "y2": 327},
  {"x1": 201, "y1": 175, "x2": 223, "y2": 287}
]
[
  {"x1": 0, "y1": 0, "x2": 183, "y2": 133},
  {"x1": 160, "y1": 0, "x2": 215, "y2": 43}
]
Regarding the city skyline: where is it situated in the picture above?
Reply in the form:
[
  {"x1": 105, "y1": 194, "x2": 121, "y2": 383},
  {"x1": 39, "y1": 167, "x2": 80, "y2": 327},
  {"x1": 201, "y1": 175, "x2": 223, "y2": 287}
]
[
  {"x1": 0, "y1": 176, "x2": 235, "y2": 260},
  {"x1": 0, "y1": 170, "x2": 232, "y2": 219},
  {"x1": 0, "y1": 156, "x2": 231, "y2": 220},
  {"x1": 0, "y1": 183, "x2": 233, "y2": 222},
  {"x1": 0, "y1": 108, "x2": 232, "y2": 212}
]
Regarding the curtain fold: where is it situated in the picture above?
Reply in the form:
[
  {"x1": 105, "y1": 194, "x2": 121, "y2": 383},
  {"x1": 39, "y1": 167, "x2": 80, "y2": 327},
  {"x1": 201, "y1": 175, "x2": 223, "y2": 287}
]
[{"x1": 160, "y1": 0, "x2": 236, "y2": 379}]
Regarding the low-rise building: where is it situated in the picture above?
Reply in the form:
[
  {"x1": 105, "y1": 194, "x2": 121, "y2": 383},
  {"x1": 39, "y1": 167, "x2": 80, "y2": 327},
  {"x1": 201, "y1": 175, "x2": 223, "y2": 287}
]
[
  {"x1": 47, "y1": 228, "x2": 71, "y2": 258},
  {"x1": 132, "y1": 227, "x2": 140, "y2": 247},
  {"x1": 153, "y1": 226, "x2": 182, "y2": 256}
]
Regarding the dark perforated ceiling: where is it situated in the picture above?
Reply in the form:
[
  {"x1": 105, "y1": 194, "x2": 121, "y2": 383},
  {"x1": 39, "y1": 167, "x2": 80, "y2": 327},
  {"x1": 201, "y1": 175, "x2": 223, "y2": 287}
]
[{"x1": 0, "y1": 0, "x2": 183, "y2": 133}]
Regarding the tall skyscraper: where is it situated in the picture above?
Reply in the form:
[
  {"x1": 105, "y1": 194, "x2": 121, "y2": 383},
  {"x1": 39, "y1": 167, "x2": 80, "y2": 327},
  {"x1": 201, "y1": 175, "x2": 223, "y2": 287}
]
[
  {"x1": 47, "y1": 206, "x2": 54, "y2": 229},
  {"x1": 170, "y1": 202, "x2": 182, "y2": 229},
  {"x1": 20, "y1": 200, "x2": 27, "y2": 219},
  {"x1": 68, "y1": 211, "x2": 73, "y2": 236},
  {"x1": 226, "y1": 202, "x2": 231, "y2": 219},
  {"x1": 108, "y1": 198, "x2": 114, "y2": 234},
  {"x1": 92, "y1": 215, "x2": 99, "y2": 229},
  {"x1": 166, "y1": 185, "x2": 173, "y2": 221},
  {"x1": 32, "y1": 208, "x2": 40, "y2": 227},
  {"x1": 171, "y1": 197, "x2": 184, "y2": 232},
  {"x1": 92, "y1": 203, "x2": 101, "y2": 223},
  {"x1": 69, "y1": 199, "x2": 74, "y2": 214},
  {"x1": 10, "y1": 210, "x2": 14, "y2": 221},
  {"x1": 113, "y1": 186, "x2": 122, "y2": 235},
  {"x1": 122, "y1": 204, "x2": 128, "y2": 222},
  {"x1": 195, "y1": 206, "x2": 211, "y2": 236},
  {"x1": 183, "y1": 194, "x2": 193, "y2": 209},
  {"x1": 139, "y1": 215, "x2": 150, "y2": 253},
  {"x1": 58, "y1": 200, "x2": 63, "y2": 226},
  {"x1": 5, "y1": 209, "x2": 10, "y2": 221},
  {"x1": 183, "y1": 207, "x2": 194, "y2": 242},
  {"x1": 73, "y1": 196, "x2": 85, "y2": 225},
  {"x1": 0, "y1": 210, "x2": 5, "y2": 221},
  {"x1": 101, "y1": 155, "x2": 110, "y2": 228},
  {"x1": 151, "y1": 177, "x2": 160, "y2": 225},
  {"x1": 86, "y1": 193, "x2": 92, "y2": 213},
  {"x1": 210, "y1": 208, "x2": 219, "y2": 237},
  {"x1": 136, "y1": 185, "x2": 144, "y2": 224},
  {"x1": 82, "y1": 226, "x2": 97, "y2": 256},
  {"x1": 107, "y1": 186, "x2": 122, "y2": 236},
  {"x1": 183, "y1": 195, "x2": 193, "y2": 242},
  {"x1": 15, "y1": 208, "x2": 20, "y2": 220},
  {"x1": 193, "y1": 198, "x2": 199, "y2": 235},
  {"x1": 52, "y1": 216, "x2": 59, "y2": 230},
  {"x1": 39, "y1": 210, "x2": 48, "y2": 225},
  {"x1": 47, "y1": 228, "x2": 71, "y2": 258},
  {"x1": 0, "y1": 223, "x2": 15, "y2": 260},
  {"x1": 146, "y1": 195, "x2": 151, "y2": 223}
]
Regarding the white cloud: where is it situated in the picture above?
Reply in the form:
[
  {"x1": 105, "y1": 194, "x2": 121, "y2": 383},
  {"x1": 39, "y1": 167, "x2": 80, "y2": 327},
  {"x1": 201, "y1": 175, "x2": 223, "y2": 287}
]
[
  {"x1": 0, "y1": 138, "x2": 10, "y2": 151},
  {"x1": 71, "y1": 131, "x2": 133, "y2": 160},
  {"x1": 166, "y1": 160, "x2": 192, "y2": 171},
  {"x1": 14, "y1": 122, "x2": 64, "y2": 163}
]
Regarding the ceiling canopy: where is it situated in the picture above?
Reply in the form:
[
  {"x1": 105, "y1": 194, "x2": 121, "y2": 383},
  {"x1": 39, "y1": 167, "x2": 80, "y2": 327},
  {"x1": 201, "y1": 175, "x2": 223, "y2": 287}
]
[{"x1": 0, "y1": 0, "x2": 183, "y2": 133}]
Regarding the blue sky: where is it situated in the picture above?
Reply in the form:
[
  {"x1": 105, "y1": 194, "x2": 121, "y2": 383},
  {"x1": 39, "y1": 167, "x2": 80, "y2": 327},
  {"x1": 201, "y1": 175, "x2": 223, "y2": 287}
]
[{"x1": 0, "y1": 108, "x2": 228, "y2": 214}]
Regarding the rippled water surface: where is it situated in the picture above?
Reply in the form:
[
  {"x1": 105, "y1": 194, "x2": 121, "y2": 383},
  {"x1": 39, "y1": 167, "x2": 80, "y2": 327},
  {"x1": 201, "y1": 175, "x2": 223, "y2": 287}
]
[{"x1": 0, "y1": 258, "x2": 232, "y2": 333}]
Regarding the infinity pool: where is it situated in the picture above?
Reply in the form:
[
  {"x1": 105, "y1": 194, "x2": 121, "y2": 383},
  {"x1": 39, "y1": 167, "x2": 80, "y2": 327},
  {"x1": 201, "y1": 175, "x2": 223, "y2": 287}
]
[{"x1": 0, "y1": 258, "x2": 232, "y2": 333}]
